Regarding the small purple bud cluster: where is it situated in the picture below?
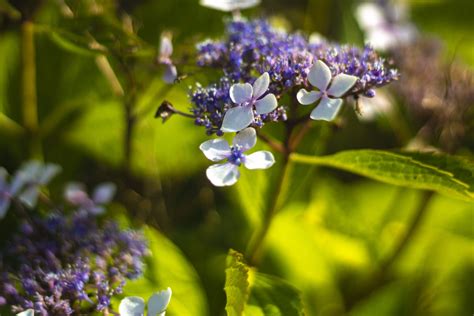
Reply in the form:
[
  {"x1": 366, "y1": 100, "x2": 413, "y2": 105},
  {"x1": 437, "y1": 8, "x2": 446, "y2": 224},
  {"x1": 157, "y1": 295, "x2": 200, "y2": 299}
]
[
  {"x1": 227, "y1": 146, "x2": 246, "y2": 166},
  {"x1": 190, "y1": 19, "x2": 398, "y2": 134},
  {"x1": 0, "y1": 210, "x2": 148, "y2": 315}
]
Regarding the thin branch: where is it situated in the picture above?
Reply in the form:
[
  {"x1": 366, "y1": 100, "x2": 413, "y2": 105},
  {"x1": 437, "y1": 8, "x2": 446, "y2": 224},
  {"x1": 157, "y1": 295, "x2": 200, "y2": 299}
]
[
  {"x1": 21, "y1": 20, "x2": 42, "y2": 160},
  {"x1": 257, "y1": 132, "x2": 285, "y2": 154},
  {"x1": 289, "y1": 118, "x2": 313, "y2": 151},
  {"x1": 344, "y1": 191, "x2": 434, "y2": 311}
]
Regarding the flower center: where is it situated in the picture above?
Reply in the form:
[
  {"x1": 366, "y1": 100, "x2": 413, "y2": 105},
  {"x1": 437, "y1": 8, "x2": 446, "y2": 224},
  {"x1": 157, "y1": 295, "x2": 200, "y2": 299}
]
[{"x1": 227, "y1": 146, "x2": 246, "y2": 166}]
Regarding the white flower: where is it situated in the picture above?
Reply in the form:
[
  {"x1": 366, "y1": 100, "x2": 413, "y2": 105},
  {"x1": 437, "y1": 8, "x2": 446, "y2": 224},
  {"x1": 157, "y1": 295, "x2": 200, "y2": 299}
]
[
  {"x1": 297, "y1": 60, "x2": 358, "y2": 121},
  {"x1": 17, "y1": 310, "x2": 34, "y2": 316},
  {"x1": 119, "y1": 287, "x2": 172, "y2": 316},
  {"x1": 159, "y1": 33, "x2": 177, "y2": 84},
  {"x1": 221, "y1": 72, "x2": 278, "y2": 133},
  {"x1": 200, "y1": 0, "x2": 260, "y2": 12},
  {"x1": 355, "y1": 2, "x2": 417, "y2": 51},
  {"x1": 200, "y1": 127, "x2": 275, "y2": 186}
]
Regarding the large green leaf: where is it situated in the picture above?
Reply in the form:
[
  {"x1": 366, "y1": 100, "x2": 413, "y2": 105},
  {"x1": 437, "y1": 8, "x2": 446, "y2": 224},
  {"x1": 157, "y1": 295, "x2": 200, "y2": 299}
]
[
  {"x1": 224, "y1": 250, "x2": 305, "y2": 316},
  {"x1": 121, "y1": 226, "x2": 208, "y2": 316},
  {"x1": 291, "y1": 150, "x2": 474, "y2": 201}
]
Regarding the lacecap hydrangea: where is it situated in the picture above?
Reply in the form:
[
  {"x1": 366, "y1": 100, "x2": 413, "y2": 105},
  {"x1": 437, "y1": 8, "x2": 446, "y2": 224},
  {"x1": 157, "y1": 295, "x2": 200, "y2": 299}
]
[{"x1": 190, "y1": 19, "x2": 399, "y2": 135}]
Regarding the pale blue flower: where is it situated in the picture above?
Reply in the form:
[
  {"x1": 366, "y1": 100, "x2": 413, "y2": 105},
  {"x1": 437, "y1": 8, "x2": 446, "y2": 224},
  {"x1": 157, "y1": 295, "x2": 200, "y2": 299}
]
[
  {"x1": 200, "y1": 127, "x2": 275, "y2": 186},
  {"x1": 14, "y1": 161, "x2": 61, "y2": 208},
  {"x1": 221, "y1": 72, "x2": 278, "y2": 132},
  {"x1": 119, "y1": 288, "x2": 172, "y2": 316},
  {"x1": 0, "y1": 162, "x2": 60, "y2": 219},
  {"x1": 297, "y1": 60, "x2": 358, "y2": 121},
  {"x1": 16, "y1": 309, "x2": 34, "y2": 316},
  {"x1": 200, "y1": 0, "x2": 260, "y2": 12},
  {"x1": 159, "y1": 33, "x2": 177, "y2": 84},
  {"x1": 355, "y1": 2, "x2": 417, "y2": 51},
  {"x1": 64, "y1": 182, "x2": 116, "y2": 215}
]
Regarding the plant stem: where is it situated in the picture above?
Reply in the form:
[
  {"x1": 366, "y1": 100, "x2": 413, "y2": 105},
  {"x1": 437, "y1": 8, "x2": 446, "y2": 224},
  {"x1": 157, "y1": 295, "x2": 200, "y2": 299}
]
[
  {"x1": 257, "y1": 132, "x2": 285, "y2": 154},
  {"x1": 21, "y1": 20, "x2": 42, "y2": 160},
  {"x1": 245, "y1": 120, "x2": 294, "y2": 265},
  {"x1": 344, "y1": 190, "x2": 434, "y2": 311},
  {"x1": 123, "y1": 96, "x2": 136, "y2": 174},
  {"x1": 245, "y1": 153, "x2": 291, "y2": 265}
]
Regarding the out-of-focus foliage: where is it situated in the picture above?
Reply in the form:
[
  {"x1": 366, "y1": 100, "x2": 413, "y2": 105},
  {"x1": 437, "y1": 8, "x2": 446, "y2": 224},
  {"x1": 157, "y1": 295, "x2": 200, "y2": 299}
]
[{"x1": 0, "y1": 0, "x2": 473, "y2": 315}]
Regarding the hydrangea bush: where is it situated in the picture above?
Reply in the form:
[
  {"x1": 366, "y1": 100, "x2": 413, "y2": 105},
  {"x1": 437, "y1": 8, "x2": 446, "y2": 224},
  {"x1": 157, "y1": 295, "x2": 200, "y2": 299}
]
[{"x1": 0, "y1": 0, "x2": 473, "y2": 315}]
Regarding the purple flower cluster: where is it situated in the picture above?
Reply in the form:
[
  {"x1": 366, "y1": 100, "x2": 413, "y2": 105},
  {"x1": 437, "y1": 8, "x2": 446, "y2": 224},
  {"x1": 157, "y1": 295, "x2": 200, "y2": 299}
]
[
  {"x1": 191, "y1": 77, "x2": 287, "y2": 135},
  {"x1": 190, "y1": 19, "x2": 398, "y2": 134},
  {"x1": 0, "y1": 210, "x2": 148, "y2": 315}
]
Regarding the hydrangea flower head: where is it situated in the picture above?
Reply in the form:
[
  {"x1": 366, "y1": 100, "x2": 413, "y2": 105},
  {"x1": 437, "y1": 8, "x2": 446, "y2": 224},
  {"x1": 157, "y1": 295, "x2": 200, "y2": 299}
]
[
  {"x1": 297, "y1": 60, "x2": 358, "y2": 121},
  {"x1": 190, "y1": 19, "x2": 398, "y2": 134},
  {"x1": 0, "y1": 210, "x2": 148, "y2": 314},
  {"x1": 119, "y1": 287, "x2": 172, "y2": 316},
  {"x1": 200, "y1": 127, "x2": 275, "y2": 186},
  {"x1": 221, "y1": 72, "x2": 278, "y2": 132}
]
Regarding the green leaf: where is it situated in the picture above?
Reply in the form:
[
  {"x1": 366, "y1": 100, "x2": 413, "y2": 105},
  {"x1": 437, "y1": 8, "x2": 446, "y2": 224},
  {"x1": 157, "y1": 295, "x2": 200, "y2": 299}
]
[
  {"x1": 225, "y1": 250, "x2": 251, "y2": 316},
  {"x1": 291, "y1": 150, "x2": 474, "y2": 201},
  {"x1": 224, "y1": 250, "x2": 305, "y2": 316},
  {"x1": 246, "y1": 273, "x2": 305, "y2": 316},
  {"x1": 122, "y1": 226, "x2": 208, "y2": 316}
]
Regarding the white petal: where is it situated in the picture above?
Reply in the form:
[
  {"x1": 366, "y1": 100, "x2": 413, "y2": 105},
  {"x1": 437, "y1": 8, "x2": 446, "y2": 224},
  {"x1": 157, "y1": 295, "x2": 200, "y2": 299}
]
[
  {"x1": 221, "y1": 106, "x2": 254, "y2": 133},
  {"x1": 310, "y1": 97, "x2": 343, "y2": 121},
  {"x1": 355, "y1": 3, "x2": 386, "y2": 30},
  {"x1": 296, "y1": 89, "x2": 321, "y2": 105},
  {"x1": 163, "y1": 64, "x2": 177, "y2": 84},
  {"x1": 308, "y1": 60, "x2": 332, "y2": 91},
  {"x1": 64, "y1": 182, "x2": 88, "y2": 205},
  {"x1": 0, "y1": 197, "x2": 11, "y2": 219},
  {"x1": 18, "y1": 187, "x2": 39, "y2": 208},
  {"x1": 200, "y1": 0, "x2": 260, "y2": 12},
  {"x1": 255, "y1": 94, "x2": 278, "y2": 115},
  {"x1": 327, "y1": 74, "x2": 358, "y2": 97},
  {"x1": 232, "y1": 127, "x2": 256, "y2": 151},
  {"x1": 199, "y1": 138, "x2": 231, "y2": 161},
  {"x1": 17, "y1": 309, "x2": 34, "y2": 316},
  {"x1": 229, "y1": 83, "x2": 253, "y2": 104},
  {"x1": 119, "y1": 297, "x2": 145, "y2": 316},
  {"x1": 244, "y1": 151, "x2": 275, "y2": 170},
  {"x1": 148, "y1": 288, "x2": 172, "y2": 316},
  {"x1": 38, "y1": 164, "x2": 60, "y2": 184},
  {"x1": 160, "y1": 35, "x2": 173, "y2": 58},
  {"x1": 93, "y1": 183, "x2": 116, "y2": 204},
  {"x1": 206, "y1": 163, "x2": 240, "y2": 187},
  {"x1": 252, "y1": 72, "x2": 270, "y2": 99}
]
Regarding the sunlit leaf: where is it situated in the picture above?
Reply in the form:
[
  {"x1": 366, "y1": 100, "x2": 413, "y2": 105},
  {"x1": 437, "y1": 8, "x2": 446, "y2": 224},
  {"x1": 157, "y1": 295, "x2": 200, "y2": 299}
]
[
  {"x1": 225, "y1": 250, "x2": 250, "y2": 316},
  {"x1": 122, "y1": 226, "x2": 208, "y2": 316},
  {"x1": 224, "y1": 249, "x2": 305, "y2": 316},
  {"x1": 291, "y1": 150, "x2": 474, "y2": 201}
]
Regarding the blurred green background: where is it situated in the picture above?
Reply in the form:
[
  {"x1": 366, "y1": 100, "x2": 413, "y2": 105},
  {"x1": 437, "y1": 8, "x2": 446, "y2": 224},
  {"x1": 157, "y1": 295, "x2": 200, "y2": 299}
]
[{"x1": 0, "y1": 0, "x2": 473, "y2": 315}]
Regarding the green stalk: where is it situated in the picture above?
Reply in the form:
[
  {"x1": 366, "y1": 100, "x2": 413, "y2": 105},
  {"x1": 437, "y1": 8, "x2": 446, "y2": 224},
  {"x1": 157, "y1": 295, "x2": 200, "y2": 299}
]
[
  {"x1": 344, "y1": 190, "x2": 434, "y2": 311},
  {"x1": 245, "y1": 154, "x2": 292, "y2": 265},
  {"x1": 21, "y1": 20, "x2": 42, "y2": 160}
]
